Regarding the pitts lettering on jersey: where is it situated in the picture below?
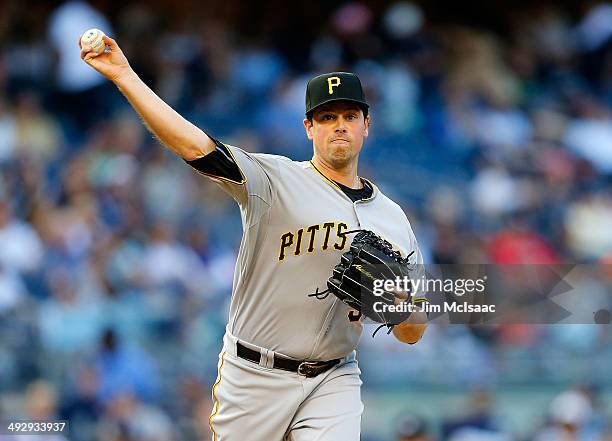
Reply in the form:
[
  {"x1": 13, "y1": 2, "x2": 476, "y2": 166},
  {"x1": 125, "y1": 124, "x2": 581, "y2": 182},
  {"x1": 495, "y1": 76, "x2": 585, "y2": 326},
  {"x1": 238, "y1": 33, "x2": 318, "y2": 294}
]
[{"x1": 278, "y1": 222, "x2": 349, "y2": 261}]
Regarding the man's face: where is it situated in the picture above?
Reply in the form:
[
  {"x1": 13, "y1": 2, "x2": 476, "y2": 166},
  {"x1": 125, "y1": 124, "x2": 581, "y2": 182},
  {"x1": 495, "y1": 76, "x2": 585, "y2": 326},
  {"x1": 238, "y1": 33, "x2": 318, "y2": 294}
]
[{"x1": 304, "y1": 101, "x2": 369, "y2": 169}]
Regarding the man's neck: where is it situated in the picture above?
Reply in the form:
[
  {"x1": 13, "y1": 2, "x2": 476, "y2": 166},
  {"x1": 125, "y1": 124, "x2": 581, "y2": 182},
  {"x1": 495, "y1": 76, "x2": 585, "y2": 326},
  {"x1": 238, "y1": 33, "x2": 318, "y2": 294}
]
[{"x1": 312, "y1": 156, "x2": 361, "y2": 189}]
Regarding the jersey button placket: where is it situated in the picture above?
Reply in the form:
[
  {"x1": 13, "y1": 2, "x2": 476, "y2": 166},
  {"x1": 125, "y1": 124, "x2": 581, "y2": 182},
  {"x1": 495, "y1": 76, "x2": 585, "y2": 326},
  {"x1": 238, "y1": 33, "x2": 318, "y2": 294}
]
[{"x1": 353, "y1": 200, "x2": 366, "y2": 229}]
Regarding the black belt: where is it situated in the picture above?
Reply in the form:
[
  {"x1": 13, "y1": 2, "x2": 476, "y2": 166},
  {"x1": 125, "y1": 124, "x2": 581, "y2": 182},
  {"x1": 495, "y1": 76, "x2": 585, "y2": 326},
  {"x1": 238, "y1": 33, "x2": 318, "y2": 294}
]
[{"x1": 236, "y1": 342, "x2": 341, "y2": 378}]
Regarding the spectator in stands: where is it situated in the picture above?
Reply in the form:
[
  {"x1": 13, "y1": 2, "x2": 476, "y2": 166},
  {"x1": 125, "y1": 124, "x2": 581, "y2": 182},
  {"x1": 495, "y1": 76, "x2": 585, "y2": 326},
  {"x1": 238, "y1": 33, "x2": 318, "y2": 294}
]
[{"x1": 395, "y1": 415, "x2": 432, "y2": 441}]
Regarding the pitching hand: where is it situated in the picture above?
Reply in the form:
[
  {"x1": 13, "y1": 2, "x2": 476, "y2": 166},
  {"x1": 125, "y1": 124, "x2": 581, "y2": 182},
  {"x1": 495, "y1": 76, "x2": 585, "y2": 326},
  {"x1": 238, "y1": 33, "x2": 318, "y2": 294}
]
[{"x1": 80, "y1": 35, "x2": 131, "y2": 83}]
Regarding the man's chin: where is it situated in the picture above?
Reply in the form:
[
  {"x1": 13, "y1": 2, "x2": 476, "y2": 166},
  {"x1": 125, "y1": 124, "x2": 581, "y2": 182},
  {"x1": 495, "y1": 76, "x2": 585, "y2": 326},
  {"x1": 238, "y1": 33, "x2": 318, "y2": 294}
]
[
  {"x1": 328, "y1": 153, "x2": 353, "y2": 169},
  {"x1": 330, "y1": 144, "x2": 350, "y2": 157}
]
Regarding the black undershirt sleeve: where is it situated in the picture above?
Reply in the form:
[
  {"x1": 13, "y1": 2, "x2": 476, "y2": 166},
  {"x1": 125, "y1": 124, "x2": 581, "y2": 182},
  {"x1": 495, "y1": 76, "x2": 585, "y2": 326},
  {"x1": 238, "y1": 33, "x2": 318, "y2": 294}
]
[{"x1": 184, "y1": 137, "x2": 244, "y2": 183}]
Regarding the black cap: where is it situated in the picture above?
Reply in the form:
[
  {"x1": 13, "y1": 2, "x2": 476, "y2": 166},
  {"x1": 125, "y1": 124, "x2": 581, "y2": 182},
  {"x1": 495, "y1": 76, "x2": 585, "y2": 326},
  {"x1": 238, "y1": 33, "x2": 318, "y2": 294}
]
[{"x1": 305, "y1": 72, "x2": 369, "y2": 116}]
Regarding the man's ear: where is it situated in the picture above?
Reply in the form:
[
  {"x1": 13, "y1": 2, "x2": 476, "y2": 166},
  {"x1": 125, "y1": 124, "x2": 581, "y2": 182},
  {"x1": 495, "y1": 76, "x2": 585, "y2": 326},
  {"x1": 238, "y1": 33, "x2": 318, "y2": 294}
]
[
  {"x1": 363, "y1": 115, "x2": 370, "y2": 138},
  {"x1": 303, "y1": 118, "x2": 314, "y2": 140}
]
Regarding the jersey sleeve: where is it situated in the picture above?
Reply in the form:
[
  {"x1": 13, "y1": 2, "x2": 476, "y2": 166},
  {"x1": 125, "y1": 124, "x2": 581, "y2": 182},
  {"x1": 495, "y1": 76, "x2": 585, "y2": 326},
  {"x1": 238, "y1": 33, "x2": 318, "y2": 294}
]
[
  {"x1": 184, "y1": 136, "x2": 277, "y2": 224},
  {"x1": 185, "y1": 138, "x2": 246, "y2": 186}
]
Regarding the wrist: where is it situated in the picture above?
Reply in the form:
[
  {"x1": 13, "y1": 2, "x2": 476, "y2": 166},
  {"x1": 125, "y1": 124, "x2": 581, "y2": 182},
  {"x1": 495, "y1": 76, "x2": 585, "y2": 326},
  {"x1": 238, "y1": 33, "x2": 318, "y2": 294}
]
[
  {"x1": 393, "y1": 322, "x2": 427, "y2": 344},
  {"x1": 113, "y1": 67, "x2": 138, "y2": 89},
  {"x1": 393, "y1": 311, "x2": 427, "y2": 344}
]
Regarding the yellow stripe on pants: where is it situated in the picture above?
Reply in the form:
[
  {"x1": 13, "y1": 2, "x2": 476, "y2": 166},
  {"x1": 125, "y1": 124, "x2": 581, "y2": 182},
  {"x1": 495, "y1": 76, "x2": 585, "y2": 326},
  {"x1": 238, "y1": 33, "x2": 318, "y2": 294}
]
[{"x1": 209, "y1": 352, "x2": 227, "y2": 441}]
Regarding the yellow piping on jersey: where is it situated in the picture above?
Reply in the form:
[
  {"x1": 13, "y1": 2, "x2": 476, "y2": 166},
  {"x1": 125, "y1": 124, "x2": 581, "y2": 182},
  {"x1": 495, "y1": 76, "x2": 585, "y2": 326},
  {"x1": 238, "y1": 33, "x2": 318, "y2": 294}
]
[
  {"x1": 309, "y1": 160, "x2": 341, "y2": 190},
  {"x1": 191, "y1": 143, "x2": 247, "y2": 185},
  {"x1": 209, "y1": 351, "x2": 227, "y2": 441},
  {"x1": 309, "y1": 160, "x2": 376, "y2": 202},
  {"x1": 193, "y1": 168, "x2": 246, "y2": 185}
]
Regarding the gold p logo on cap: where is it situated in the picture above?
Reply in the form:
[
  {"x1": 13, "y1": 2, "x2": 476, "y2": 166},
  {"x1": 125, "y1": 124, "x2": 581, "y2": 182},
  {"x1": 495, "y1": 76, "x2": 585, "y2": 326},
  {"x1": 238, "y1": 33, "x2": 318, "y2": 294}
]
[{"x1": 327, "y1": 77, "x2": 341, "y2": 94}]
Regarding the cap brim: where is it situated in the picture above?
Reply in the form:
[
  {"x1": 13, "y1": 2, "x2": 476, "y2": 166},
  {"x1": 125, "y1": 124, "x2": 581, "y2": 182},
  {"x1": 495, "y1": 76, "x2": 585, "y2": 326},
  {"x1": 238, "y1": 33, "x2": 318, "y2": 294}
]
[{"x1": 306, "y1": 97, "x2": 369, "y2": 116}]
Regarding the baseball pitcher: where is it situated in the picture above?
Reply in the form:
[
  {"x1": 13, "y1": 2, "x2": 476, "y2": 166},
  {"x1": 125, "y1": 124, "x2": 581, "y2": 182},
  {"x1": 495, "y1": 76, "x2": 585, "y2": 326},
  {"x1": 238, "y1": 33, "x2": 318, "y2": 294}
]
[{"x1": 81, "y1": 34, "x2": 427, "y2": 441}]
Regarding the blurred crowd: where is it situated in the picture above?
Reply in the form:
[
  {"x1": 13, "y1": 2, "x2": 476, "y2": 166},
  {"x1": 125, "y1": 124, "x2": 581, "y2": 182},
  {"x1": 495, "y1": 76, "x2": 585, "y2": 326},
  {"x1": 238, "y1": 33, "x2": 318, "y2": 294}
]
[
  {"x1": 0, "y1": 1, "x2": 611, "y2": 440},
  {"x1": 393, "y1": 387, "x2": 611, "y2": 441}
]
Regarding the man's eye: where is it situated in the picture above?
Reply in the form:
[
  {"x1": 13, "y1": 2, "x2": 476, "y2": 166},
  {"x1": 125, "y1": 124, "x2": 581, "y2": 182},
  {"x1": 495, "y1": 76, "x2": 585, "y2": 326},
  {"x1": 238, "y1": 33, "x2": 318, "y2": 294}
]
[
  {"x1": 347, "y1": 114, "x2": 357, "y2": 120},
  {"x1": 323, "y1": 114, "x2": 333, "y2": 120}
]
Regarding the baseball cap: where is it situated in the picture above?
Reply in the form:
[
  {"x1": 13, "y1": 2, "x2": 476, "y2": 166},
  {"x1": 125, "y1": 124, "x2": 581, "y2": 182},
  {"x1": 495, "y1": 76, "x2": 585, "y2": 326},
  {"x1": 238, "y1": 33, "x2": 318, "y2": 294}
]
[{"x1": 305, "y1": 72, "x2": 369, "y2": 116}]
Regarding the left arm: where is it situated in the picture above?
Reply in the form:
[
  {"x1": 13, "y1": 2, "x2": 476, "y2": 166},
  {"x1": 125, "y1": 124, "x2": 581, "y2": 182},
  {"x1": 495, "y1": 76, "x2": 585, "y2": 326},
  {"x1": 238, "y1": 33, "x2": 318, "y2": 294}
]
[{"x1": 394, "y1": 217, "x2": 428, "y2": 344}]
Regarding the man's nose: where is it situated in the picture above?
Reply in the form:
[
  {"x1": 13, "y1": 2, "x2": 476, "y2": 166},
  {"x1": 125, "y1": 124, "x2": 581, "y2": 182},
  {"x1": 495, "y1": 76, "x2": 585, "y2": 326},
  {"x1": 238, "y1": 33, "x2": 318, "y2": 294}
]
[{"x1": 335, "y1": 117, "x2": 348, "y2": 131}]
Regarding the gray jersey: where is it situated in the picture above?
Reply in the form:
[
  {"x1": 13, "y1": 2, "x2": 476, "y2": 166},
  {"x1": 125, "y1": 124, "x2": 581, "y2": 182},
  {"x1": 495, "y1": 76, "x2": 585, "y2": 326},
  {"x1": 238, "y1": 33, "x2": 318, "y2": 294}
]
[{"x1": 191, "y1": 144, "x2": 423, "y2": 361}]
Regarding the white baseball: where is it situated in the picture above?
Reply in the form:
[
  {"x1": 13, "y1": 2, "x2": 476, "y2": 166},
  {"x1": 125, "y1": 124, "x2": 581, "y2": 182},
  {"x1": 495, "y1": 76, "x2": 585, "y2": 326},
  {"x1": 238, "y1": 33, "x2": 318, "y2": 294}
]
[{"x1": 80, "y1": 28, "x2": 106, "y2": 54}]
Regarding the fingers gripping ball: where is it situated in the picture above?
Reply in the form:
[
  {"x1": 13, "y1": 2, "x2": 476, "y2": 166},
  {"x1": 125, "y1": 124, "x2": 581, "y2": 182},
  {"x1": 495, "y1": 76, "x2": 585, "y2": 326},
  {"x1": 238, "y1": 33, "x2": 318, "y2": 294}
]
[{"x1": 80, "y1": 28, "x2": 106, "y2": 54}]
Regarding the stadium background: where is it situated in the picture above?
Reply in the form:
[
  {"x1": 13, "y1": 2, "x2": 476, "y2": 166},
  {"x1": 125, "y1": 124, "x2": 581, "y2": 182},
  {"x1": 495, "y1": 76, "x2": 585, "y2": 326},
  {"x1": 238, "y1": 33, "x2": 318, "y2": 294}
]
[{"x1": 0, "y1": 0, "x2": 611, "y2": 440}]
